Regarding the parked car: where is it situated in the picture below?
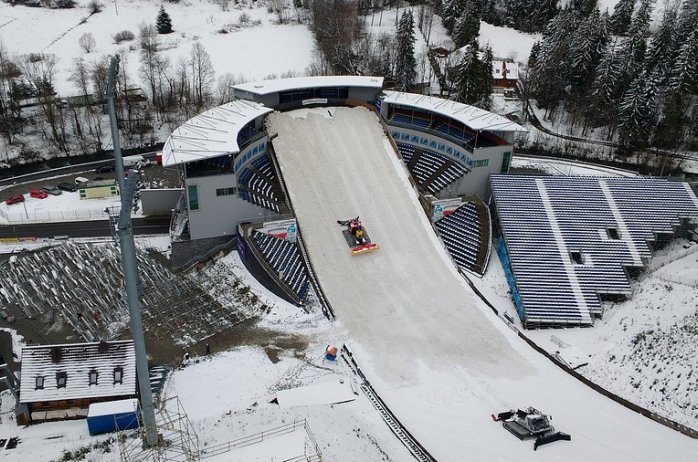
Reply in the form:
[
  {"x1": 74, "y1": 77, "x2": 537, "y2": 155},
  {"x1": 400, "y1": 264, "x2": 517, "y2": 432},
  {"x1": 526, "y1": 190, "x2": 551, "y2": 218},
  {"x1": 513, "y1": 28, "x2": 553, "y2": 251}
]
[
  {"x1": 95, "y1": 164, "x2": 115, "y2": 173},
  {"x1": 4, "y1": 194, "x2": 24, "y2": 205},
  {"x1": 29, "y1": 189, "x2": 48, "y2": 199},
  {"x1": 42, "y1": 185, "x2": 62, "y2": 196},
  {"x1": 57, "y1": 182, "x2": 76, "y2": 192}
]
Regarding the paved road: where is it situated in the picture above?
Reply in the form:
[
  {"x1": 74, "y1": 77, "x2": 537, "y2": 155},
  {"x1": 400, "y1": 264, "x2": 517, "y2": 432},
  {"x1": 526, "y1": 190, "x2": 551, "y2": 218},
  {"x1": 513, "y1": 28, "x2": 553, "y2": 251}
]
[{"x1": 0, "y1": 216, "x2": 170, "y2": 239}]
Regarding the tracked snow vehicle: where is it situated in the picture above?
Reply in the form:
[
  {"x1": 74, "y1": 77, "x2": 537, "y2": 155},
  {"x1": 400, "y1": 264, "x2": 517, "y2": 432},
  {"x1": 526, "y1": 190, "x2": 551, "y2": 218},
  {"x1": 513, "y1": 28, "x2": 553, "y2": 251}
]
[
  {"x1": 337, "y1": 217, "x2": 379, "y2": 255},
  {"x1": 492, "y1": 407, "x2": 571, "y2": 450}
]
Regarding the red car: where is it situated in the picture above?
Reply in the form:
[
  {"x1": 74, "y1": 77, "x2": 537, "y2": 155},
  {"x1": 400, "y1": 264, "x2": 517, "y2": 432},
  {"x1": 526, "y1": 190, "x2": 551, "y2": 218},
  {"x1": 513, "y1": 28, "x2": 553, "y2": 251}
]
[
  {"x1": 29, "y1": 189, "x2": 48, "y2": 199},
  {"x1": 5, "y1": 194, "x2": 24, "y2": 205}
]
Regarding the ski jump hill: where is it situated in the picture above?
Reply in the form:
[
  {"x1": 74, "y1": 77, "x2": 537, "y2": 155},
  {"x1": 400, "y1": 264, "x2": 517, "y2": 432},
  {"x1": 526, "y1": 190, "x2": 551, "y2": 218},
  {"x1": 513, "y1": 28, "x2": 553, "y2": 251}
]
[{"x1": 267, "y1": 106, "x2": 698, "y2": 461}]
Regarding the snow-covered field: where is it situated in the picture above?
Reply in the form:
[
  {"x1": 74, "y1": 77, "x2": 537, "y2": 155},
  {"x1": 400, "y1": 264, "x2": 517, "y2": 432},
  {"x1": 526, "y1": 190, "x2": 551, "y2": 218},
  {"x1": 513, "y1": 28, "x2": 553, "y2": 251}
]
[{"x1": 0, "y1": 0, "x2": 313, "y2": 96}]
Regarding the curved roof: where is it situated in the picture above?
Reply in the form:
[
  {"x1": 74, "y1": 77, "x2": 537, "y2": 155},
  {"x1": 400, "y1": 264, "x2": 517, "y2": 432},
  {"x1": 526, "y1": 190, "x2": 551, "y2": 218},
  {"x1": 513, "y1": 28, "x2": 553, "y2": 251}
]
[
  {"x1": 382, "y1": 91, "x2": 526, "y2": 133},
  {"x1": 233, "y1": 76, "x2": 384, "y2": 96},
  {"x1": 162, "y1": 100, "x2": 272, "y2": 167}
]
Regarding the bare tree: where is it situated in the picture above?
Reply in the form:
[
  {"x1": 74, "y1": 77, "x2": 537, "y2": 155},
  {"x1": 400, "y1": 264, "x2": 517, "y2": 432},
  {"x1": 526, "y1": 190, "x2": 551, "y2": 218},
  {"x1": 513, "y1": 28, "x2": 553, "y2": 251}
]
[
  {"x1": 190, "y1": 41, "x2": 215, "y2": 110},
  {"x1": 78, "y1": 32, "x2": 96, "y2": 53},
  {"x1": 19, "y1": 53, "x2": 65, "y2": 150},
  {"x1": 139, "y1": 24, "x2": 159, "y2": 106},
  {"x1": 216, "y1": 73, "x2": 236, "y2": 104},
  {"x1": 0, "y1": 40, "x2": 23, "y2": 144}
]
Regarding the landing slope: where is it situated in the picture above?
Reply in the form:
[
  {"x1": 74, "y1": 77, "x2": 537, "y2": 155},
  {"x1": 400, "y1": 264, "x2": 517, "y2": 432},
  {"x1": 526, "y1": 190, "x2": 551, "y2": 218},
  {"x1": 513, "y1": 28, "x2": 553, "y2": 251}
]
[{"x1": 268, "y1": 107, "x2": 697, "y2": 461}]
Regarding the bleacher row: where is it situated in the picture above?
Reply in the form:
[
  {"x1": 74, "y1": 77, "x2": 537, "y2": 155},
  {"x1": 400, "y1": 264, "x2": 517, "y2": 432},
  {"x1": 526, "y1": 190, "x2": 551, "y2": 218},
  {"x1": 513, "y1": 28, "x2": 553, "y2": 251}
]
[
  {"x1": 391, "y1": 113, "x2": 472, "y2": 143},
  {"x1": 251, "y1": 230, "x2": 310, "y2": 301},
  {"x1": 237, "y1": 125, "x2": 259, "y2": 147},
  {"x1": 490, "y1": 175, "x2": 698, "y2": 328},
  {"x1": 237, "y1": 154, "x2": 282, "y2": 213},
  {"x1": 435, "y1": 203, "x2": 484, "y2": 274},
  {"x1": 396, "y1": 143, "x2": 467, "y2": 194}
]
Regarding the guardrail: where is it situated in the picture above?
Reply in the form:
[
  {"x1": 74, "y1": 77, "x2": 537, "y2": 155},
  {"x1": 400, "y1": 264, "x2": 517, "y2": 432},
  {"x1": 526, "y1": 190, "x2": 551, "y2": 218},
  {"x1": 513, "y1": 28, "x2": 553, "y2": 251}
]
[{"x1": 199, "y1": 419, "x2": 321, "y2": 461}]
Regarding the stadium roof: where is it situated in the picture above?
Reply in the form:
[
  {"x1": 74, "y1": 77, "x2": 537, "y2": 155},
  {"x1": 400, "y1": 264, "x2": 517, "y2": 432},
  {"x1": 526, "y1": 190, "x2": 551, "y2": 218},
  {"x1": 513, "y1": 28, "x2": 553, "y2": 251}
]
[
  {"x1": 162, "y1": 100, "x2": 272, "y2": 167},
  {"x1": 233, "y1": 76, "x2": 385, "y2": 96},
  {"x1": 490, "y1": 175, "x2": 698, "y2": 328},
  {"x1": 382, "y1": 91, "x2": 526, "y2": 133}
]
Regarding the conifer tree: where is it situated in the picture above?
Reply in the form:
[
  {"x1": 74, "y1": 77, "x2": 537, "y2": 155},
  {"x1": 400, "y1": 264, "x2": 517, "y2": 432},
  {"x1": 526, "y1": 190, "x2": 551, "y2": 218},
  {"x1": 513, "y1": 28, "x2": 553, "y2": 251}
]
[
  {"x1": 452, "y1": 2, "x2": 480, "y2": 48},
  {"x1": 453, "y1": 40, "x2": 481, "y2": 104},
  {"x1": 156, "y1": 6, "x2": 173, "y2": 35},
  {"x1": 610, "y1": 0, "x2": 635, "y2": 35},
  {"x1": 394, "y1": 11, "x2": 416, "y2": 91}
]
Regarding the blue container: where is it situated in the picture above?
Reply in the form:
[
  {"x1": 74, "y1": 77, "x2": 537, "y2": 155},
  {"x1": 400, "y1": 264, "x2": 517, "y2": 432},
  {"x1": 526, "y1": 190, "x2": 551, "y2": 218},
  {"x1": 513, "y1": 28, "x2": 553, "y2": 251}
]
[{"x1": 87, "y1": 399, "x2": 141, "y2": 435}]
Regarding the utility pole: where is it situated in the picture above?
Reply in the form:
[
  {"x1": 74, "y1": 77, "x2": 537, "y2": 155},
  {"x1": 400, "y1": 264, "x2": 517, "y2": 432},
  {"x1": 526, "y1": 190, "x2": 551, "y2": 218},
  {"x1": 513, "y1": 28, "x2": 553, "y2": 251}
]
[{"x1": 105, "y1": 55, "x2": 159, "y2": 448}]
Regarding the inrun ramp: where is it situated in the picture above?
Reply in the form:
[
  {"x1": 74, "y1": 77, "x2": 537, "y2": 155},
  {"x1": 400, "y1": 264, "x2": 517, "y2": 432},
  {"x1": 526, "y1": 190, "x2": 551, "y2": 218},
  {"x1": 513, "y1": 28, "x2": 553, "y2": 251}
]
[{"x1": 267, "y1": 107, "x2": 698, "y2": 462}]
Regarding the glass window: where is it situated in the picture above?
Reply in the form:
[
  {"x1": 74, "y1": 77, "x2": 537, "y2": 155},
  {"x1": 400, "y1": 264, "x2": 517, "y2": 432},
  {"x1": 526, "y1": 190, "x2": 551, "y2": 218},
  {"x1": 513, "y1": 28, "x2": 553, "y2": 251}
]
[
  {"x1": 35, "y1": 376, "x2": 45, "y2": 390},
  {"x1": 89, "y1": 370, "x2": 98, "y2": 386},
  {"x1": 500, "y1": 151, "x2": 511, "y2": 173},
  {"x1": 216, "y1": 187, "x2": 237, "y2": 197},
  {"x1": 472, "y1": 159, "x2": 489, "y2": 168},
  {"x1": 114, "y1": 367, "x2": 123, "y2": 385},
  {"x1": 187, "y1": 184, "x2": 199, "y2": 211},
  {"x1": 56, "y1": 372, "x2": 67, "y2": 389}
]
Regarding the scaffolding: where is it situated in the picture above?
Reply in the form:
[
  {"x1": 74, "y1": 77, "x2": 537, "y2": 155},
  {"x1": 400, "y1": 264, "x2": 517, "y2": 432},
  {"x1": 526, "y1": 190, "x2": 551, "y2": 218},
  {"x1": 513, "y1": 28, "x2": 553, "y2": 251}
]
[{"x1": 118, "y1": 396, "x2": 199, "y2": 462}]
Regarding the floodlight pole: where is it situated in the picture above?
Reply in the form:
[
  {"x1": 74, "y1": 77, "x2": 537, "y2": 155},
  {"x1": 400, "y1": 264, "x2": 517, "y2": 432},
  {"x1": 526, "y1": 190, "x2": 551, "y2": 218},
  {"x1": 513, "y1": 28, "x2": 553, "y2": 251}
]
[{"x1": 106, "y1": 55, "x2": 158, "y2": 448}]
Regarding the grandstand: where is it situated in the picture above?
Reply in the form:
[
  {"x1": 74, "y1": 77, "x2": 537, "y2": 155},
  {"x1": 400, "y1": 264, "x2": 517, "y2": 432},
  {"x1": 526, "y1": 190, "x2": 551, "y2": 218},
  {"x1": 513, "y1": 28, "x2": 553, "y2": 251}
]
[
  {"x1": 250, "y1": 230, "x2": 310, "y2": 301},
  {"x1": 396, "y1": 143, "x2": 468, "y2": 194},
  {"x1": 434, "y1": 199, "x2": 490, "y2": 275},
  {"x1": 490, "y1": 175, "x2": 698, "y2": 328},
  {"x1": 237, "y1": 154, "x2": 286, "y2": 213}
]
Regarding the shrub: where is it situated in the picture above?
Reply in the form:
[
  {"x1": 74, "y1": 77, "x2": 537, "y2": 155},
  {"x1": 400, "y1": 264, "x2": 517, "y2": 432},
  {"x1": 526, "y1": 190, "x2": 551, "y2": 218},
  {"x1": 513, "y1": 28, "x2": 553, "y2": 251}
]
[
  {"x1": 113, "y1": 30, "x2": 135, "y2": 44},
  {"x1": 55, "y1": 0, "x2": 76, "y2": 8},
  {"x1": 87, "y1": 0, "x2": 103, "y2": 14}
]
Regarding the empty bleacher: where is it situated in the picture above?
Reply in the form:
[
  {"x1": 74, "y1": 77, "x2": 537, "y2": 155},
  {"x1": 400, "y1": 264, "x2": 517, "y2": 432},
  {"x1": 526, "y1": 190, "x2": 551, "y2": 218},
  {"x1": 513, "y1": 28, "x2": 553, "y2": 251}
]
[
  {"x1": 396, "y1": 143, "x2": 467, "y2": 194},
  {"x1": 490, "y1": 175, "x2": 698, "y2": 328},
  {"x1": 435, "y1": 201, "x2": 489, "y2": 275},
  {"x1": 251, "y1": 230, "x2": 310, "y2": 301},
  {"x1": 237, "y1": 154, "x2": 285, "y2": 213}
]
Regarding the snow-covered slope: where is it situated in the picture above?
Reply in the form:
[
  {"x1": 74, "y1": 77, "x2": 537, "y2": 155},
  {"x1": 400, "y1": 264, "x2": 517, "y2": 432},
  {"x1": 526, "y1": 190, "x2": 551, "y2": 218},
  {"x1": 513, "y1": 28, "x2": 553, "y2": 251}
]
[{"x1": 268, "y1": 106, "x2": 698, "y2": 461}]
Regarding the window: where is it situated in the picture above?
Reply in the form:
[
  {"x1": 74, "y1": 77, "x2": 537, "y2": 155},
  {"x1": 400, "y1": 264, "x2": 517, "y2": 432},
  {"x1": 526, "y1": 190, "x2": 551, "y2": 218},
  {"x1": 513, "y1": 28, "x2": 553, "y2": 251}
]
[
  {"x1": 56, "y1": 372, "x2": 67, "y2": 389},
  {"x1": 606, "y1": 228, "x2": 620, "y2": 240},
  {"x1": 216, "y1": 187, "x2": 237, "y2": 197},
  {"x1": 89, "y1": 370, "x2": 98, "y2": 386},
  {"x1": 113, "y1": 367, "x2": 123, "y2": 385},
  {"x1": 500, "y1": 151, "x2": 512, "y2": 173},
  {"x1": 570, "y1": 251, "x2": 585, "y2": 265},
  {"x1": 472, "y1": 159, "x2": 489, "y2": 168},
  {"x1": 187, "y1": 184, "x2": 199, "y2": 211},
  {"x1": 35, "y1": 376, "x2": 45, "y2": 390}
]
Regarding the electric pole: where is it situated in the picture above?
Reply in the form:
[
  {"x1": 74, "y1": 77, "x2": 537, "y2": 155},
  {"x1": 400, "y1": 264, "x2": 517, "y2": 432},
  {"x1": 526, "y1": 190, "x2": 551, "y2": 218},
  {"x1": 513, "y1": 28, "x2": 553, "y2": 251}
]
[{"x1": 106, "y1": 55, "x2": 159, "y2": 448}]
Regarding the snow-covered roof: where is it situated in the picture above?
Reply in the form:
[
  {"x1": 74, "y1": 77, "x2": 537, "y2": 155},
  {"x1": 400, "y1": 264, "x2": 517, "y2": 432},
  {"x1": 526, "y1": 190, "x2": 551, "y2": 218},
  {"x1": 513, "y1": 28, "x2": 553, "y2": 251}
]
[
  {"x1": 20, "y1": 340, "x2": 136, "y2": 403},
  {"x1": 233, "y1": 76, "x2": 384, "y2": 96},
  {"x1": 382, "y1": 91, "x2": 526, "y2": 132},
  {"x1": 88, "y1": 398, "x2": 139, "y2": 417},
  {"x1": 162, "y1": 100, "x2": 272, "y2": 167},
  {"x1": 492, "y1": 60, "x2": 519, "y2": 81}
]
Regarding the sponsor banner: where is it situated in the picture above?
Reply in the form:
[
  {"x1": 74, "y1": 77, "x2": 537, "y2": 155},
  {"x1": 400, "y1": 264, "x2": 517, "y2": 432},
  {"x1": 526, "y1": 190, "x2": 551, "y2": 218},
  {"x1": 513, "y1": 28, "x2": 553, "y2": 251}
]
[
  {"x1": 432, "y1": 198, "x2": 463, "y2": 221},
  {"x1": 302, "y1": 98, "x2": 328, "y2": 106},
  {"x1": 389, "y1": 127, "x2": 473, "y2": 168},
  {"x1": 259, "y1": 219, "x2": 297, "y2": 243}
]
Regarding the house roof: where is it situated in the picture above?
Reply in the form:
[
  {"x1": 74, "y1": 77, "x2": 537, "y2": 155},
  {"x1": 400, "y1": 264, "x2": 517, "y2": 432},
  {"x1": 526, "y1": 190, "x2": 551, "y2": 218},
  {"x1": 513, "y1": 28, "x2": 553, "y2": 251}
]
[
  {"x1": 161, "y1": 99, "x2": 273, "y2": 167},
  {"x1": 19, "y1": 340, "x2": 136, "y2": 403},
  {"x1": 492, "y1": 60, "x2": 519, "y2": 81},
  {"x1": 382, "y1": 91, "x2": 526, "y2": 132},
  {"x1": 232, "y1": 76, "x2": 384, "y2": 96}
]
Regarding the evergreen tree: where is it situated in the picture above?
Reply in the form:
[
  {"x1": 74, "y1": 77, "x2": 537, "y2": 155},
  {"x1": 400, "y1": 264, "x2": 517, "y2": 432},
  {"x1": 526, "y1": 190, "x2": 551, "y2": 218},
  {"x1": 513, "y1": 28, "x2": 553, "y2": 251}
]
[
  {"x1": 609, "y1": 0, "x2": 635, "y2": 35},
  {"x1": 452, "y1": 2, "x2": 480, "y2": 48},
  {"x1": 453, "y1": 40, "x2": 481, "y2": 104},
  {"x1": 667, "y1": 27, "x2": 698, "y2": 96},
  {"x1": 617, "y1": 73, "x2": 656, "y2": 150},
  {"x1": 442, "y1": 0, "x2": 465, "y2": 32},
  {"x1": 394, "y1": 11, "x2": 417, "y2": 91},
  {"x1": 589, "y1": 41, "x2": 623, "y2": 126},
  {"x1": 156, "y1": 6, "x2": 173, "y2": 34},
  {"x1": 568, "y1": 0, "x2": 597, "y2": 17},
  {"x1": 643, "y1": 4, "x2": 678, "y2": 87},
  {"x1": 567, "y1": 9, "x2": 607, "y2": 96},
  {"x1": 479, "y1": 44, "x2": 493, "y2": 109}
]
